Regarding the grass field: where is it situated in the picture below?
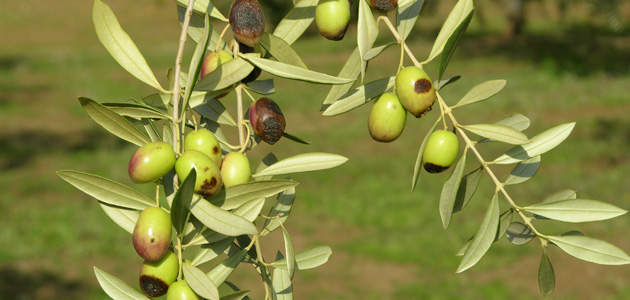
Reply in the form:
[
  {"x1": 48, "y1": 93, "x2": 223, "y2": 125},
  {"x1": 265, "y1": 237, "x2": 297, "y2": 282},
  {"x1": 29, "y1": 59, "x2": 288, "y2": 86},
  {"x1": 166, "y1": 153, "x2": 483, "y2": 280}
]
[{"x1": 1, "y1": 0, "x2": 629, "y2": 299}]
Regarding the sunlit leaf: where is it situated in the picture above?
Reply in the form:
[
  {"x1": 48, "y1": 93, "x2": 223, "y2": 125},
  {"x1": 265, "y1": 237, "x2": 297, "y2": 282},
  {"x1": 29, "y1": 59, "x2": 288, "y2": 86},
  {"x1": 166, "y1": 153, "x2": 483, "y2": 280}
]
[
  {"x1": 272, "y1": 255, "x2": 293, "y2": 300},
  {"x1": 455, "y1": 238, "x2": 472, "y2": 257},
  {"x1": 411, "y1": 118, "x2": 440, "y2": 192},
  {"x1": 182, "y1": 14, "x2": 212, "y2": 111},
  {"x1": 193, "y1": 96, "x2": 237, "y2": 126},
  {"x1": 425, "y1": 0, "x2": 474, "y2": 63},
  {"x1": 175, "y1": 0, "x2": 227, "y2": 22},
  {"x1": 260, "y1": 33, "x2": 307, "y2": 69},
  {"x1": 439, "y1": 154, "x2": 467, "y2": 229},
  {"x1": 94, "y1": 267, "x2": 149, "y2": 300},
  {"x1": 240, "y1": 54, "x2": 353, "y2": 84},
  {"x1": 453, "y1": 166, "x2": 483, "y2": 213},
  {"x1": 463, "y1": 123, "x2": 529, "y2": 145},
  {"x1": 92, "y1": 0, "x2": 163, "y2": 91},
  {"x1": 543, "y1": 189, "x2": 577, "y2": 203},
  {"x1": 253, "y1": 153, "x2": 348, "y2": 177},
  {"x1": 504, "y1": 156, "x2": 540, "y2": 185},
  {"x1": 455, "y1": 80, "x2": 507, "y2": 107},
  {"x1": 523, "y1": 199, "x2": 627, "y2": 223},
  {"x1": 262, "y1": 187, "x2": 296, "y2": 235},
  {"x1": 280, "y1": 225, "x2": 296, "y2": 279},
  {"x1": 177, "y1": 5, "x2": 226, "y2": 49},
  {"x1": 220, "y1": 290, "x2": 250, "y2": 300},
  {"x1": 322, "y1": 47, "x2": 361, "y2": 107},
  {"x1": 538, "y1": 250, "x2": 555, "y2": 297},
  {"x1": 270, "y1": 246, "x2": 332, "y2": 270},
  {"x1": 171, "y1": 168, "x2": 196, "y2": 235},
  {"x1": 191, "y1": 237, "x2": 234, "y2": 266},
  {"x1": 273, "y1": 0, "x2": 317, "y2": 45},
  {"x1": 322, "y1": 76, "x2": 396, "y2": 116},
  {"x1": 79, "y1": 97, "x2": 151, "y2": 146},
  {"x1": 506, "y1": 222, "x2": 536, "y2": 245},
  {"x1": 493, "y1": 122, "x2": 575, "y2": 164},
  {"x1": 183, "y1": 264, "x2": 220, "y2": 300},
  {"x1": 357, "y1": 0, "x2": 378, "y2": 79},
  {"x1": 190, "y1": 197, "x2": 258, "y2": 236},
  {"x1": 208, "y1": 248, "x2": 248, "y2": 287},
  {"x1": 100, "y1": 203, "x2": 140, "y2": 234},
  {"x1": 57, "y1": 170, "x2": 154, "y2": 210},
  {"x1": 548, "y1": 235, "x2": 630, "y2": 265},
  {"x1": 456, "y1": 193, "x2": 500, "y2": 273},
  {"x1": 364, "y1": 43, "x2": 396, "y2": 61},
  {"x1": 196, "y1": 57, "x2": 254, "y2": 91},
  {"x1": 438, "y1": 8, "x2": 473, "y2": 82},
  {"x1": 496, "y1": 209, "x2": 513, "y2": 241},
  {"x1": 102, "y1": 102, "x2": 170, "y2": 120},
  {"x1": 397, "y1": 0, "x2": 425, "y2": 41},
  {"x1": 208, "y1": 180, "x2": 298, "y2": 210}
]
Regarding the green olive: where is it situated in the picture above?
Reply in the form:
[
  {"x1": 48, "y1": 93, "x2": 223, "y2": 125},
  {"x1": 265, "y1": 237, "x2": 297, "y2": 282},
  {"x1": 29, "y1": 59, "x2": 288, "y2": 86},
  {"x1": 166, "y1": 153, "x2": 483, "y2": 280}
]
[
  {"x1": 132, "y1": 207, "x2": 172, "y2": 262},
  {"x1": 139, "y1": 251, "x2": 179, "y2": 298},
  {"x1": 166, "y1": 280, "x2": 200, "y2": 300},
  {"x1": 315, "y1": 0, "x2": 351, "y2": 41},
  {"x1": 200, "y1": 50, "x2": 233, "y2": 79},
  {"x1": 220, "y1": 152, "x2": 252, "y2": 188},
  {"x1": 368, "y1": 93, "x2": 406, "y2": 142},
  {"x1": 128, "y1": 142, "x2": 175, "y2": 184},
  {"x1": 229, "y1": 0, "x2": 265, "y2": 47},
  {"x1": 395, "y1": 66, "x2": 436, "y2": 118},
  {"x1": 175, "y1": 150, "x2": 223, "y2": 196},
  {"x1": 184, "y1": 129, "x2": 222, "y2": 166},
  {"x1": 422, "y1": 130, "x2": 459, "y2": 173}
]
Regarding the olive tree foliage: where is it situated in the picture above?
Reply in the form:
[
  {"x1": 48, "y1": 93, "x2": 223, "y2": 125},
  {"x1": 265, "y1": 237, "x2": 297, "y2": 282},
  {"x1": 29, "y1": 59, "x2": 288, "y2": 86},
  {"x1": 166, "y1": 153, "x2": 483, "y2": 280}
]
[{"x1": 57, "y1": 0, "x2": 629, "y2": 298}]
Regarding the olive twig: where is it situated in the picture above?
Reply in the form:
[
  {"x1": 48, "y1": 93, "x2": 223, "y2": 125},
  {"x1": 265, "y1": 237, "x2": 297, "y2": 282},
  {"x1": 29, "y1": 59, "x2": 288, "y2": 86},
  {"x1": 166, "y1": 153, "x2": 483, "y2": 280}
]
[
  {"x1": 378, "y1": 16, "x2": 421, "y2": 68},
  {"x1": 215, "y1": 24, "x2": 231, "y2": 52},
  {"x1": 235, "y1": 84, "x2": 247, "y2": 149}
]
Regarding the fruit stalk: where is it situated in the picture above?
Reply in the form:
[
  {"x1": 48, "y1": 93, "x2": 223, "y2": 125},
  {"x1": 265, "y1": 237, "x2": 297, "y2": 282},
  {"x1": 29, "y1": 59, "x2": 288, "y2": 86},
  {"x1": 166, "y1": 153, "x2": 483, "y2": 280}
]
[{"x1": 378, "y1": 16, "x2": 421, "y2": 68}]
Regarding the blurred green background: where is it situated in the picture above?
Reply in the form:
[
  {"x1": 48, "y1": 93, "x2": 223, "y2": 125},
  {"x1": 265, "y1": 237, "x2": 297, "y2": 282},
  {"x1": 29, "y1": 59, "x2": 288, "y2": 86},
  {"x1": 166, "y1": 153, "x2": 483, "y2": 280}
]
[{"x1": 1, "y1": 0, "x2": 629, "y2": 299}]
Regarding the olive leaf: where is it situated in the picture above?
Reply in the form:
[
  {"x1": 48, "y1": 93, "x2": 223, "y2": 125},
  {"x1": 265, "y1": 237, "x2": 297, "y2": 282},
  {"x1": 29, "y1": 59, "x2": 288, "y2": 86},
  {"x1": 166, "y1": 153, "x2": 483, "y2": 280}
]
[
  {"x1": 397, "y1": 0, "x2": 426, "y2": 41},
  {"x1": 57, "y1": 170, "x2": 154, "y2": 210},
  {"x1": 102, "y1": 102, "x2": 170, "y2": 120},
  {"x1": 504, "y1": 156, "x2": 540, "y2": 185},
  {"x1": 522, "y1": 199, "x2": 627, "y2": 223},
  {"x1": 262, "y1": 187, "x2": 296, "y2": 235},
  {"x1": 493, "y1": 122, "x2": 575, "y2": 164},
  {"x1": 183, "y1": 263, "x2": 220, "y2": 300},
  {"x1": 208, "y1": 248, "x2": 248, "y2": 287},
  {"x1": 280, "y1": 224, "x2": 296, "y2": 279},
  {"x1": 171, "y1": 168, "x2": 196, "y2": 235},
  {"x1": 246, "y1": 79, "x2": 275, "y2": 95},
  {"x1": 196, "y1": 57, "x2": 255, "y2": 91},
  {"x1": 438, "y1": 7, "x2": 473, "y2": 82},
  {"x1": 462, "y1": 123, "x2": 529, "y2": 145},
  {"x1": 548, "y1": 235, "x2": 630, "y2": 265},
  {"x1": 272, "y1": 253, "x2": 294, "y2": 300},
  {"x1": 538, "y1": 250, "x2": 555, "y2": 297},
  {"x1": 259, "y1": 33, "x2": 308, "y2": 69},
  {"x1": 182, "y1": 14, "x2": 212, "y2": 113},
  {"x1": 79, "y1": 97, "x2": 151, "y2": 147},
  {"x1": 207, "y1": 180, "x2": 298, "y2": 210},
  {"x1": 322, "y1": 47, "x2": 361, "y2": 107},
  {"x1": 492, "y1": 113, "x2": 530, "y2": 132},
  {"x1": 100, "y1": 203, "x2": 140, "y2": 234},
  {"x1": 175, "y1": 0, "x2": 227, "y2": 22},
  {"x1": 177, "y1": 5, "x2": 226, "y2": 49},
  {"x1": 253, "y1": 153, "x2": 348, "y2": 178},
  {"x1": 193, "y1": 96, "x2": 237, "y2": 126},
  {"x1": 411, "y1": 118, "x2": 440, "y2": 192},
  {"x1": 357, "y1": 0, "x2": 379, "y2": 79},
  {"x1": 453, "y1": 166, "x2": 483, "y2": 213},
  {"x1": 270, "y1": 246, "x2": 333, "y2": 270},
  {"x1": 456, "y1": 193, "x2": 500, "y2": 273},
  {"x1": 455, "y1": 80, "x2": 507, "y2": 108},
  {"x1": 191, "y1": 237, "x2": 234, "y2": 266},
  {"x1": 273, "y1": 0, "x2": 317, "y2": 45},
  {"x1": 94, "y1": 267, "x2": 150, "y2": 300},
  {"x1": 439, "y1": 153, "x2": 467, "y2": 229},
  {"x1": 425, "y1": 0, "x2": 474, "y2": 63},
  {"x1": 240, "y1": 54, "x2": 353, "y2": 85},
  {"x1": 322, "y1": 76, "x2": 396, "y2": 116},
  {"x1": 543, "y1": 189, "x2": 577, "y2": 203},
  {"x1": 506, "y1": 222, "x2": 536, "y2": 245},
  {"x1": 364, "y1": 42, "x2": 397, "y2": 61},
  {"x1": 190, "y1": 197, "x2": 258, "y2": 236}
]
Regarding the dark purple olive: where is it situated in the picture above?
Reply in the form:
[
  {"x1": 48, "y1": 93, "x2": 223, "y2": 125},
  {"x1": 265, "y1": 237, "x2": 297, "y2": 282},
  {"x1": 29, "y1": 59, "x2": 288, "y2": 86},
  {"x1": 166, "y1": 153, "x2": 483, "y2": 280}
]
[
  {"x1": 369, "y1": 0, "x2": 398, "y2": 12},
  {"x1": 249, "y1": 98, "x2": 286, "y2": 145},
  {"x1": 229, "y1": 0, "x2": 265, "y2": 47}
]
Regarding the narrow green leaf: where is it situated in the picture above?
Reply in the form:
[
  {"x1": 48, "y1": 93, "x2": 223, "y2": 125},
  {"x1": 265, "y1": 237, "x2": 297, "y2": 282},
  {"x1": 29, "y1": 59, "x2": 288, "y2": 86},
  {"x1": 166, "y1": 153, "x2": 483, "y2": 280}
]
[
  {"x1": 175, "y1": 0, "x2": 227, "y2": 22},
  {"x1": 493, "y1": 113, "x2": 530, "y2": 132},
  {"x1": 437, "y1": 75, "x2": 461, "y2": 90},
  {"x1": 255, "y1": 153, "x2": 279, "y2": 181},
  {"x1": 187, "y1": 197, "x2": 263, "y2": 245},
  {"x1": 463, "y1": 124, "x2": 529, "y2": 145},
  {"x1": 453, "y1": 166, "x2": 483, "y2": 213},
  {"x1": 193, "y1": 96, "x2": 237, "y2": 126},
  {"x1": 92, "y1": 0, "x2": 163, "y2": 91},
  {"x1": 177, "y1": 5, "x2": 226, "y2": 48},
  {"x1": 94, "y1": 267, "x2": 150, "y2": 300},
  {"x1": 506, "y1": 222, "x2": 536, "y2": 245},
  {"x1": 456, "y1": 193, "x2": 500, "y2": 273},
  {"x1": 411, "y1": 118, "x2": 440, "y2": 192},
  {"x1": 455, "y1": 79, "x2": 507, "y2": 107},
  {"x1": 544, "y1": 189, "x2": 577, "y2": 203},
  {"x1": 102, "y1": 102, "x2": 170, "y2": 120},
  {"x1": 262, "y1": 187, "x2": 296, "y2": 235},
  {"x1": 282, "y1": 132, "x2": 311, "y2": 145},
  {"x1": 220, "y1": 290, "x2": 250, "y2": 300},
  {"x1": 246, "y1": 79, "x2": 275, "y2": 95},
  {"x1": 493, "y1": 122, "x2": 575, "y2": 164},
  {"x1": 100, "y1": 203, "x2": 140, "y2": 234},
  {"x1": 57, "y1": 170, "x2": 154, "y2": 210},
  {"x1": 397, "y1": 0, "x2": 425, "y2": 41},
  {"x1": 496, "y1": 209, "x2": 513, "y2": 241},
  {"x1": 438, "y1": 9, "x2": 473, "y2": 82},
  {"x1": 191, "y1": 237, "x2": 234, "y2": 266},
  {"x1": 439, "y1": 154, "x2": 467, "y2": 229},
  {"x1": 208, "y1": 180, "x2": 299, "y2": 210},
  {"x1": 364, "y1": 43, "x2": 397, "y2": 61},
  {"x1": 523, "y1": 199, "x2": 627, "y2": 223},
  {"x1": 270, "y1": 246, "x2": 332, "y2": 270},
  {"x1": 196, "y1": 57, "x2": 254, "y2": 91},
  {"x1": 357, "y1": 0, "x2": 379, "y2": 79},
  {"x1": 190, "y1": 197, "x2": 258, "y2": 236},
  {"x1": 260, "y1": 33, "x2": 308, "y2": 69},
  {"x1": 79, "y1": 97, "x2": 151, "y2": 146},
  {"x1": 322, "y1": 76, "x2": 396, "y2": 116},
  {"x1": 171, "y1": 168, "x2": 196, "y2": 235},
  {"x1": 183, "y1": 264, "x2": 220, "y2": 300},
  {"x1": 425, "y1": 0, "x2": 474, "y2": 63},
  {"x1": 240, "y1": 54, "x2": 353, "y2": 85},
  {"x1": 280, "y1": 225, "x2": 296, "y2": 279},
  {"x1": 208, "y1": 248, "x2": 248, "y2": 287},
  {"x1": 273, "y1": 0, "x2": 317, "y2": 45},
  {"x1": 455, "y1": 238, "x2": 473, "y2": 257},
  {"x1": 322, "y1": 47, "x2": 361, "y2": 107},
  {"x1": 272, "y1": 261, "x2": 293, "y2": 300},
  {"x1": 504, "y1": 156, "x2": 540, "y2": 185},
  {"x1": 253, "y1": 153, "x2": 348, "y2": 177},
  {"x1": 182, "y1": 14, "x2": 212, "y2": 111},
  {"x1": 548, "y1": 235, "x2": 630, "y2": 265},
  {"x1": 538, "y1": 250, "x2": 555, "y2": 297}
]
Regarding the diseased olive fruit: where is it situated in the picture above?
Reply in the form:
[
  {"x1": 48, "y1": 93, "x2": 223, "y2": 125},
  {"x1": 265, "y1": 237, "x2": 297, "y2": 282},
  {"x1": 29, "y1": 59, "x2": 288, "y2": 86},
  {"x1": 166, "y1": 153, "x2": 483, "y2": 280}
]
[
  {"x1": 229, "y1": 0, "x2": 265, "y2": 47},
  {"x1": 369, "y1": 0, "x2": 397, "y2": 12},
  {"x1": 166, "y1": 280, "x2": 200, "y2": 300},
  {"x1": 395, "y1": 66, "x2": 436, "y2": 118},
  {"x1": 220, "y1": 152, "x2": 251, "y2": 188},
  {"x1": 234, "y1": 41, "x2": 262, "y2": 83},
  {"x1": 133, "y1": 207, "x2": 172, "y2": 262},
  {"x1": 139, "y1": 251, "x2": 179, "y2": 298},
  {"x1": 249, "y1": 97, "x2": 286, "y2": 145},
  {"x1": 422, "y1": 130, "x2": 459, "y2": 173},
  {"x1": 368, "y1": 93, "x2": 406, "y2": 143},
  {"x1": 128, "y1": 142, "x2": 176, "y2": 184},
  {"x1": 200, "y1": 50, "x2": 233, "y2": 79},
  {"x1": 175, "y1": 150, "x2": 223, "y2": 196},
  {"x1": 315, "y1": 0, "x2": 351, "y2": 41},
  {"x1": 184, "y1": 129, "x2": 222, "y2": 166}
]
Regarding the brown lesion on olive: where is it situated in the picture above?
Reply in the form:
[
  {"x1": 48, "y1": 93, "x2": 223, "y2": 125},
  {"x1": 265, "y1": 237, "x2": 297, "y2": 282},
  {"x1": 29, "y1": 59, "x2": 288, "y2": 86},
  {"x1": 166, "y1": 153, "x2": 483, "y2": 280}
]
[
  {"x1": 150, "y1": 238, "x2": 156, "y2": 244},
  {"x1": 213, "y1": 146, "x2": 219, "y2": 154},
  {"x1": 201, "y1": 177, "x2": 218, "y2": 193},
  {"x1": 423, "y1": 162, "x2": 448, "y2": 173},
  {"x1": 414, "y1": 79, "x2": 432, "y2": 94},
  {"x1": 140, "y1": 275, "x2": 169, "y2": 298}
]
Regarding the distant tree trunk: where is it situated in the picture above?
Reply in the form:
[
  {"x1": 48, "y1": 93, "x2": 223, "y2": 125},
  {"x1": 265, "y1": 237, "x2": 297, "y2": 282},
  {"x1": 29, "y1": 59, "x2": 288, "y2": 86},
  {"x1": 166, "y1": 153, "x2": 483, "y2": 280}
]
[{"x1": 506, "y1": 0, "x2": 526, "y2": 38}]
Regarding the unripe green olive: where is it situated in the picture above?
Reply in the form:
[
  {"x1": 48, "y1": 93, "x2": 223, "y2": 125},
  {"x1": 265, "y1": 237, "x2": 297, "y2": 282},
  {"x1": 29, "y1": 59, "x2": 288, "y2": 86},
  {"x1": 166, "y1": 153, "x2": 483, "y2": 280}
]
[
  {"x1": 395, "y1": 66, "x2": 436, "y2": 118},
  {"x1": 220, "y1": 152, "x2": 251, "y2": 188},
  {"x1": 133, "y1": 207, "x2": 172, "y2": 262},
  {"x1": 128, "y1": 142, "x2": 176, "y2": 184},
  {"x1": 166, "y1": 280, "x2": 200, "y2": 300},
  {"x1": 315, "y1": 0, "x2": 351, "y2": 41},
  {"x1": 229, "y1": 0, "x2": 265, "y2": 47},
  {"x1": 422, "y1": 130, "x2": 459, "y2": 173},
  {"x1": 200, "y1": 50, "x2": 233, "y2": 79},
  {"x1": 249, "y1": 97, "x2": 286, "y2": 145},
  {"x1": 184, "y1": 129, "x2": 222, "y2": 166},
  {"x1": 368, "y1": 93, "x2": 407, "y2": 142},
  {"x1": 369, "y1": 0, "x2": 398, "y2": 12},
  {"x1": 175, "y1": 150, "x2": 223, "y2": 196},
  {"x1": 139, "y1": 251, "x2": 179, "y2": 298}
]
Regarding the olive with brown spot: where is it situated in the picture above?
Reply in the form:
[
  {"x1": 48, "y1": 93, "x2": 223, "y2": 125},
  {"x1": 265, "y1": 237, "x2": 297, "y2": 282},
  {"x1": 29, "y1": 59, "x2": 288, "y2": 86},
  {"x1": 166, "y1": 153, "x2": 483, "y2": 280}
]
[
  {"x1": 422, "y1": 130, "x2": 459, "y2": 173},
  {"x1": 395, "y1": 66, "x2": 436, "y2": 118},
  {"x1": 132, "y1": 206, "x2": 172, "y2": 262},
  {"x1": 229, "y1": 0, "x2": 265, "y2": 47},
  {"x1": 175, "y1": 150, "x2": 223, "y2": 196},
  {"x1": 369, "y1": 0, "x2": 397, "y2": 12},
  {"x1": 184, "y1": 129, "x2": 222, "y2": 166},
  {"x1": 139, "y1": 251, "x2": 178, "y2": 298},
  {"x1": 249, "y1": 97, "x2": 286, "y2": 145},
  {"x1": 128, "y1": 142, "x2": 176, "y2": 184}
]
